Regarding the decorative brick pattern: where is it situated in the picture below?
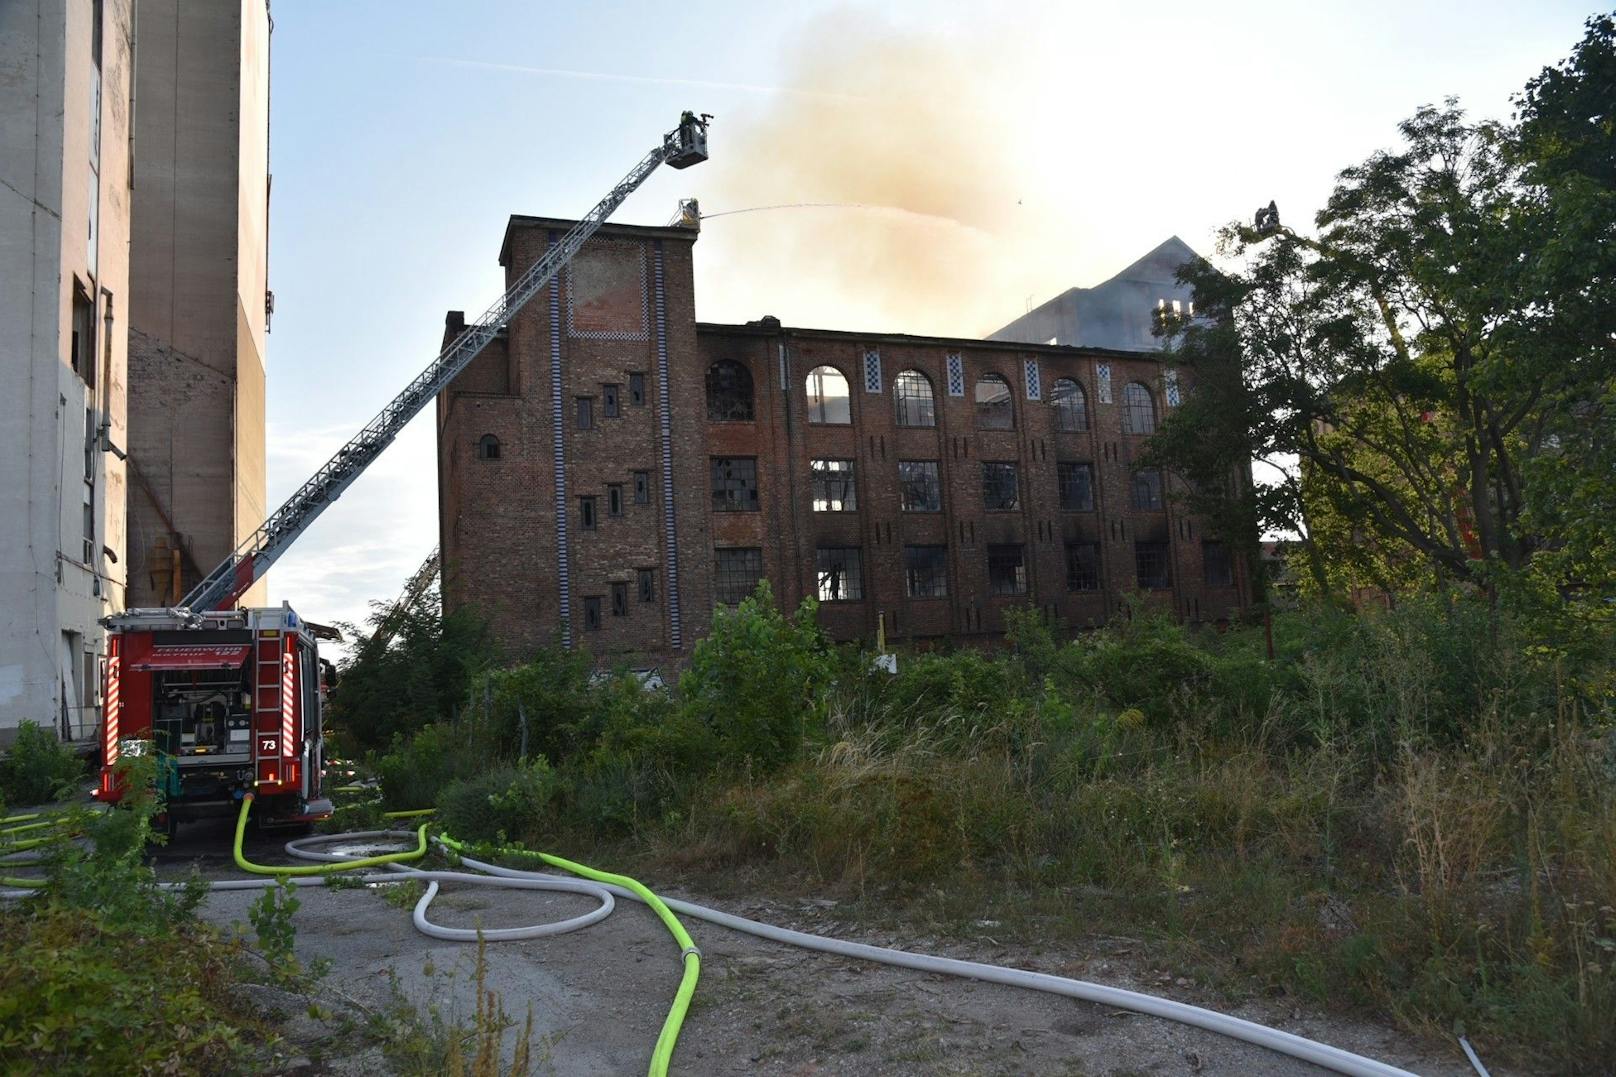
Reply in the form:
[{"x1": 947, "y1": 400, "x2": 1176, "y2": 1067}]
[
  {"x1": 863, "y1": 348, "x2": 882, "y2": 393},
  {"x1": 1096, "y1": 363, "x2": 1113, "y2": 404},
  {"x1": 1023, "y1": 357, "x2": 1042, "y2": 401},
  {"x1": 946, "y1": 353, "x2": 965, "y2": 397}
]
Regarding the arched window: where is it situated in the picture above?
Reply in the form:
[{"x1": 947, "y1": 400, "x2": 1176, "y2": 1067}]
[
  {"x1": 893, "y1": 370, "x2": 936, "y2": 428},
  {"x1": 1049, "y1": 378, "x2": 1087, "y2": 432},
  {"x1": 1122, "y1": 382, "x2": 1156, "y2": 434},
  {"x1": 476, "y1": 434, "x2": 501, "y2": 460},
  {"x1": 975, "y1": 373, "x2": 1014, "y2": 429},
  {"x1": 805, "y1": 365, "x2": 850, "y2": 424},
  {"x1": 706, "y1": 360, "x2": 754, "y2": 422}
]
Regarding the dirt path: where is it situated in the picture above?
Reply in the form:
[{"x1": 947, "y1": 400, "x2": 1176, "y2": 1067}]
[{"x1": 174, "y1": 821, "x2": 1477, "y2": 1076}]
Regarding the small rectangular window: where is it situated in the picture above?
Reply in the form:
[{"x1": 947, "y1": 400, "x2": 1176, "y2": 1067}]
[
  {"x1": 904, "y1": 545, "x2": 948, "y2": 598},
  {"x1": 583, "y1": 596, "x2": 602, "y2": 630},
  {"x1": 714, "y1": 547, "x2": 763, "y2": 605},
  {"x1": 611, "y1": 581, "x2": 629, "y2": 617},
  {"x1": 71, "y1": 287, "x2": 95, "y2": 387},
  {"x1": 607, "y1": 484, "x2": 623, "y2": 516},
  {"x1": 1066, "y1": 542, "x2": 1100, "y2": 591},
  {"x1": 633, "y1": 470, "x2": 651, "y2": 505},
  {"x1": 710, "y1": 457, "x2": 760, "y2": 513},
  {"x1": 810, "y1": 459, "x2": 857, "y2": 512},
  {"x1": 982, "y1": 462, "x2": 1019, "y2": 512},
  {"x1": 1131, "y1": 469, "x2": 1165, "y2": 511},
  {"x1": 638, "y1": 567, "x2": 656, "y2": 603},
  {"x1": 1057, "y1": 462, "x2": 1094, "y2": 512},
  {"x1": 1203, "y1": 540, "x2": 1234, "y2": 587},
  {"x1": 898, "y1": 460, "x2": 942, "y2": 512},
  {"x1": 1136, "y1": 541, "x2": 1171, "y2": 590},
  {"x1": 987, "y1": 544, "x2": 1026, "y2": 595},
  {"x1": 575, "y1": 396, "x2": 594, "y2": 430},
  {"x1": 629, "y1": 372, "x2": 647, "y2": 406},
  {"x1": 603, "y1": 383, "x2": 620, "y2": 418},
  {"x1": 579, "y1": 496, "x2": 597, "y2": 531},
  {"x1": 815, "y1": 547, "x2": 863, "y2": 601}
]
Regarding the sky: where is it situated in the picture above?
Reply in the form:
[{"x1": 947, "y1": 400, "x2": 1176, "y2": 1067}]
[{"x1": 262, "y1": 0, "x2": 1597, "y2": 640}]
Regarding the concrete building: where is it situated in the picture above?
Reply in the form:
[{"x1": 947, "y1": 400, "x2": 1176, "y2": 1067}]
[
  {"x1": 991, "y1": 236, "x2": 1200, "y2": 351},
  {"x1": 0, "y1": 0, "x2": 135, "y2": 745},
  {"x1": 125, "y1": 0, "x2": 271, "y2": 609},
  {"x1": 438, "y1": 219, "x2": 1251, "y2": 663}
]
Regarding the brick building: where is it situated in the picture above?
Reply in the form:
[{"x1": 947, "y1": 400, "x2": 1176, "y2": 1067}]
[{"x1": 437, "y1": 217, "x2": 1250, "y2": 664}]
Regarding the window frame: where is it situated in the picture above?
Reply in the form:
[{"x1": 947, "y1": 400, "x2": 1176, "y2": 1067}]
[
  {"x1": 575, "y1": 396, "x2": 594, "y2": 430},
  {"x1": 628, "y1": 372, "x2": 647, "y2": 406},
  {"x1": 987, "y1": 544, "x2": 1027, "y2": 596},
  {"x1": 1065, "y1": 541, "x2": 1100, "y2": 591},
  {"x1": 981, "y1": 461, "x2": 1020, "y2": 512},
  {"x1": 1131, "y1": 468, "x2": 1165, "y2": 512},
  {"x1": 975, "y1": 373, "x2": 1015, "y2": 430},
  {"x1": 709, "y1": 456, "x2": 761, "y2": 513},
  {"x1": 893, "y1": 369, "x2": 937, "y2": 428},
  {"x1": 705, "y1": 359, "x2": 756, "y2": 422},
  {"x1": 1122, "y1": 382, "x2": 1157, "y2": 435},
  {"x1": 1203, "y1": 540, "x2": 1234, "y2": 588},
  {"x1": 714, "y1": 547, "x2": 763, "y2": 605},
  {"x1": 579, "y1": 495, "x2": 597, "y2": 531},
  {"x1": 1049, "y1": 377, "x2": 1088, "y2": 432},
  {"x1": 602, "y1": 383, "x2": 621, "y2": 418},
  {"x1": 611, "y1": 581, "x2": 629, "y2": 617},
  {"x1": 633, "y1": 470, "x2": 650, "y2": 505},
  {"x1": 898, "y1": 460, "x2": 943, "y2": 512},
  {"x1": 815, "y1": 546, "x2": 864, "y2": 602},
  {"x1": 903, "y1": 545, "x2": 949, "y2": 599},
  {"x1": 804, "y1": 365, "x2": 852, "y2": 425},
  {"x1": 583, "y1": 596, "x2": 603, "y2": 631},
  {"x1": 1057, "y1": 461, "x2": 1095, "y2": 512},
  {"x1": 606, "y1": 483, "x2": 623, "y2": 517},
  {"x1": 1135, "y1": 541, "x2": 1172, "y2": 590},
  {"x1": 475, "y1": 434, "x2": 501, "y2": 461},
  {"x1": 637, "y1": 566, "x2": 656, "y2": 603},
  {"x1": 809, "y1": 458, "x2": 857, "y2": 512}
]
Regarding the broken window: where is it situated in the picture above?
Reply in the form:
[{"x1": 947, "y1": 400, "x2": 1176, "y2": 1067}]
[
  {"x1": 714, "y1": 547, "x2": 763, "y2": 604},
  {"x1": 1203, "y1": 541, "x2": 1233, "y2": 587},
  {"x1": 894, "y1": 369, "x2": 936, "y2": 428},
  {"x1": 975, "y1": 373, "x2": 1014, "y2": 429},
  {"x1": 706, "y1": 360, "x2": 755, "y2": 422},
  {"x1": 607, "y1": 484, "x2": 623, "y2": 516},
  {"x1": 982, "y1": 461, "x2": 1019, "y2": 511},
  {"x1": 629, "y1": 372, "x2": 647, "y2": 406},
  {"x1": 583, "y1": 596, "x2": 602, "y2": 631},
  {"x1": 1066, "y1": 542, "x2": 1100, "y2": 591},
  {"x1": 611, "y1": 581, "x2": 629, "y2": 617},
  {"x1": 579, "y1": 496, "x2": 597, "y2": 531},
  {"x1": 1050, "y1": 378, "x2": 1087, "y2": 431},
  {"x1": 476, "y1": 434, "x2": 500, "y2": 460},
  {"x1": 987, "y1": 544, "x2": 1027, "y2": 595},
  {"x1": 638, "y1": 567, "x2": 656, "y2": 603},
  {"x1": 710, "y1": 457, "x2": 759, "y2": 513},
  {"x1": 1131, "y1": 469, "x2": 1164, "y2": 511},
  {"x1": 1122, "y1": 382, "x2": 1156, "y2": 434},
  {"x1": 575, "y1": 396, "x2": 594, "y2": 430},
  {"x1": 805, "y1": 365, "x2": 851, "y2": 424},
  {"x1": 1057, "y1": 462, "x2": 1094, "y2": 511},
  {"x1": 904, "y1": 545, "x2": 948, "y2": 598},
  {"x1": 815, "y1": 547, "x2": 863, "y2": 602},
  {"x1": 603, "y1": 383, "x2": 620, "y2": 418},
  {"x1": 899, "y1": 460, "x2": 942, "y2": 512},
  {"x1": 1135, "y1": 541, "x2": 1171, "y2": 590},
  {"x1": 810, "y1": 459, "x2": 856, "y2": 512},
  {"x1": 633, "y1": 470, "x2": 650, "y2": 505}
]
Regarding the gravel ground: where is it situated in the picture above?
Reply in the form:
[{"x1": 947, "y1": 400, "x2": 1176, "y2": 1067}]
[{"x1": 166, "y1": 817, "x2": 1482, "y2": 1076}]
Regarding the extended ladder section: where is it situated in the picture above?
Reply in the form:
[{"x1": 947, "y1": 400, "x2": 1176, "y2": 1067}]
[
  {"x1": 179, "y1": 113, "x2": 711, "y2": 615},
  {"x1": 363, "y1": 546, "x2": 440, "y2": 654}
]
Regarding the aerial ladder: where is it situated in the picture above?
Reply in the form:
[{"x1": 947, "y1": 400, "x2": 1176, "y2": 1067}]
[
  {"x1": 97, "y1": 113, "x2": 710, "y2": 826},
  {"x1": 360, "y1": 546, "x2": 441, "y2": 655}
]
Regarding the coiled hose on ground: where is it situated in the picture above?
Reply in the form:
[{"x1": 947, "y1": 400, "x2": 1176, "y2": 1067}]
[{"x1": 2, "y1": 794, "x2": 1420, "y2": 1077}]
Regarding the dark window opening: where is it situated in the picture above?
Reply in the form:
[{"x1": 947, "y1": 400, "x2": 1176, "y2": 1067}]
[
  {"x1": 629, "y1": 372, "x2": 647, "y2": 406},
  {"x1": 810, "y1": 459, "x2": 857, "y2": 512},
  {"x1": 982, "y1": 461, "x2": 1019, "y2": 512},
  {"x1": 1066, "y1": 542, "x2": 1100, "y2": 591},
  {"x1": 603, "y1": 383, "x2": 621, "y2": 418},
  {"x1": 714, "y1": 547, "x2": 763, "y2": 604},
  {"x1": 611, "y1": 581, "x2": 629, "y2": 616},
  {"x1": 476, "y1": 434, "x2": 501, "y2": 460},
  {"x1": 1131, "y1": 469, "x2": 1165, "y2": 511},
  {"x1": 579, "y1": 496, "x2": 597, "y2": 531},
  {"x1": 1050, "y1": 377, "x2": 1087, "y2": 432},
  {"x1": 638, "y1": 567, "x2": 656, "y2": 603},
  {"x1": 706, "y1": 360, "x2": 755, "y2": 422},
  {"x1": 816, "y1": 547, "x2": 864, "y2": 601},
  {"x1": 894, "y1": 370, "x2": 936, "y2": 428},
  {"x1": 1057, "y1": 461, "x2": 1094, "y2": 511},
  {"x1": 1136, "y1": 541, "x2": 1171, "y2": 590},
  {"x1": 1203, "y1": 540, "x2": 1234, "y2": 587},
  {"x1": 987, "y1": 544, "x2": 1027, "y2": 595},
  {"x1": 575, "y1": 396, "x2": 594, "y2": 430},
  {"x1": 71, "y1": 288, "x2": 95, "y2": 387},
  {"x1": 904, "y1": 545, "x2": 948, "y2": 598},
  {"x1": 898, "y1": 460, "x2": 942, "y2": 512},
  {"x1": 710, "y1": 457, "x2": 760, "y2": 512},
  {"x1": 1123, "y1": 382, "x2": 1157, "y2": 435},
  {"x1": 607, "y1": 484, "x2": 623, "y2": 516},
  {"x1": 633, "y1": 470, "x2": 650, "y2": 505},
  {"x1": 975, "y1": 374, "x2": 1014, "y2": 429},
  {"x1": 583, "y1": 596, "x2": 602, "y2": 631}
]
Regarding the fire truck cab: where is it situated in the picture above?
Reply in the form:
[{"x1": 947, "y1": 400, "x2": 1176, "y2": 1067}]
[{"x1": 99, "y1": 603, "x2": 334, "y2": 828}]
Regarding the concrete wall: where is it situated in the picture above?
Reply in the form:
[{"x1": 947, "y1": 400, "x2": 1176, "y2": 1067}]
[
  {"x1": 0, "y1": 0, "x2": 135, "y2": 743},
  {"x1": 126, "y1": 0, "x2": 269, "y2": 609}
]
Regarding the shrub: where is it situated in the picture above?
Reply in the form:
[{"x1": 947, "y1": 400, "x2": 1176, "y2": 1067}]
[
  {"x1": 0, "y1": 720, "x2": 85, "y2": 807},
  {"x1": 436, "y1": 759, "x2": 560, "y2": 845},
  {"x1": 376, "y1": 722, "x2": 485, "y2": 812}
]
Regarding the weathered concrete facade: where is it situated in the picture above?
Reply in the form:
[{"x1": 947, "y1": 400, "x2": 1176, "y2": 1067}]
[
  {"x1": 439, "y1": 220, "x2": 1250, "y2": 665},
  {"x1": 0, "y1": 0, "x2": 135, "y2": 743},
  {"x1": 126, "y1": 0, "x2": 270, "y2": 608}
]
